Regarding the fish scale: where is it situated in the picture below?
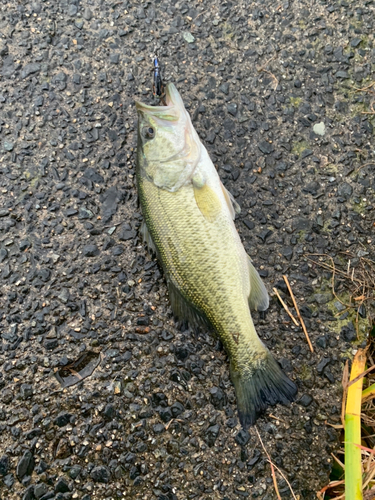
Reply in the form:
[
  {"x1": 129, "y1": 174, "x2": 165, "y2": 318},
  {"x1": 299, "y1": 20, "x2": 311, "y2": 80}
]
[
  {"x1": 139, "y1": 179, "x2": 250, "y2": 359},
  {"x1": 136, "y1": 83, "x2": 297, "y2": 427}
]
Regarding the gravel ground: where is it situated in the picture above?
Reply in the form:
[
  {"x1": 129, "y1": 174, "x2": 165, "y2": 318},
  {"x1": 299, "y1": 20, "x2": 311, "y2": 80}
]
[{"x1": 1, "y1": 0, "x2": 375, "y2": 499}]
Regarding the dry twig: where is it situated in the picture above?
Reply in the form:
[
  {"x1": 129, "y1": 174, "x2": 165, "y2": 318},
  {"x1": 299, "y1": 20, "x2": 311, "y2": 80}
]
[
  {"x1": 282, "y1": 275, "x2": 314, "y2": 352},
  {"x1": 273, "y1": 287, "x2": 299, "y2": 326},
  {"x1": 254, "y1": 428, "x2": 299, "y2": 500}
]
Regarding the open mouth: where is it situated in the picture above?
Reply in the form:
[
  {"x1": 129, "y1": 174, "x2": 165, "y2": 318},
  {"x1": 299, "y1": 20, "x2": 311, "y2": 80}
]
[{"x1": 135, "y1": 83, "x2": 180, "y2": 114}]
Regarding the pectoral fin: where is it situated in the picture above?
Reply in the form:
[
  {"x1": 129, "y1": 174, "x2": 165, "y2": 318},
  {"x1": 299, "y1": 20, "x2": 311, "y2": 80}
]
[
  {"x1": 220, "y1": 181, "x2": 241, "y2": 220},
  {"x1": 247, "y1": 256, "x2": 269, "y2": 311},
  {"x1": 193, "y1": 175, "x2": 222, "y2": 223}
]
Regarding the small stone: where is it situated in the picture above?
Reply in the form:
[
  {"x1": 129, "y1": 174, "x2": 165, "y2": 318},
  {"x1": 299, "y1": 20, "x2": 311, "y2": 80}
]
[
  {"x1": 219, "y1": 83, "x2": 229, "y2": 95},
  {"x1": 54, "y1": 412, "x2": 72, "y2": 427},
  {"x1": 317, "y1": 357, "x2": 331, "y2": 374},
  {"x1": 68, "y1": 465, "x2": 82, "y2": 480},
  {"x1": 298, "y1": 394, "x2": 313, "y2": 407},
  {"x1": 78, "y1": 208, "x2": 93, "y2": 220},
  {"x1": 336, "y1": 70, "x2": 349, "y2": 79},
  {"x1": 258, "y1": 229, "x2": 273, "y2": 242},
  {"x1": 35, "y1": 96, "x2": 44, "y2": 107},
  {"x1": 55, "y1": 439, "x2": 72, "y2": 459},
  {"x1": 65, "y1": 208, "x2": 78, "y2": 217},
  {"x1": 334, "y1": 300, "x2": 346, "y2": 312},
  {"x1": 153, "y1": 423, "x2": 165, "y2": 434},
  {"x1": 110, "y1": 53, "x2": 120, "y2": 64},
  {"x1": 90, "y1": 465, "x2": 110, "y2": 483},
  {"x1": 55, "y1": 476, "x2": 70, "y2": 493},
  {"x1": 183, "y1": 32, "x2": 195, "y2": 43},
  {"x1": 282, "y1": 246, "x2": 293, "y2": 261},
  {"x1": 227, "y1": 103, "x2": 238, "y2": 116},
  {"x1": 119, "y1": 229, "x2": 136, "y2": 241},
  {"x1": 83, "y1": 7, "x2": 92, "y2": 20},
  {"x1": 159, "y1": 407, "x2": 172, "y2": 423},
  {"x1": 3, "y1": 474, "x2": 14, "y2": 488},
  {"x1": 19, "y1": 239, "x2": 31, "y2": 251},
  {"x1": 51, "y1": 254, "x2": 60, "y2": 264},
  {"x1": 235, "y1": 429, "x2": 250, "y2": 446},
  {"x1": 294, "y1": 78, "x2": 302, "y2": 88},
  {"x1": 2, "y1": 389, "x2": 12, "y2": 404},
  {"x1": 0, "y1": 248, "x2": 8, "y2": 262},
  {"x1": 316, "y1": 336, "x2": 327, "y2": 349},
  {"x1": 112, "y1": 245, "x2": 124, "y2": 256},
  {"x1": 21, "y1": 485, "x2": 35, "y2": 500},
  {"x1": 313, "y1": 293, "x2": 333, "y2": 305},
  {"x1": 341, "y1": 322, "x2": 356, "y2": 342},
  {"x1": 0, "y1": 42, "x2": 8, "y2": 56},
  {"x1": 103, "y1": 404, "x2": 116, "y2": 420},
  {"x1": 83, "y1": 168, "x2": 104, "y2": 183},
  {"x1": 68, "y1": 4, "x2": 78, "y2": 16},
  {"x1": 0, "y1": 455, "x2": 9, "y2": 476},
  {"x1": 35, "y1": 461, "x2": 48, "y2": 474},
  {"x1": 205, "y1": 424, "x2": 220, "y2": 446},
  {"x1": 83, "y1": 244, "x2": 99, "y2": 257},
  {"x1": 337, "y1": 182, "x2": 353, "y2": 200},
  {"x1": 21, "y1": 63, "x2": 41, "y2": 79},
  {"x1": 3, "y1": 141, "x2": 14, "y2": 151},
  {"x1": 243, "y1": 220, "x2": 255, "y2": 230},
  {"x1": 171, "y1": 402, "x2": 184, "y2": 418},
  {"x1": 350, "y1": 38, "x2": 361, "y2": 47},
  {"x1": 301, "y1": 149, "x2": 313, "y2": 159},
  {"x1": 258, "y1": 141, "x2": 274, "y2": 154},
  {"x1": 17, "y1": 450, "x2": 34, "y2": 479},
  {"x1": 210, "y1": 387, "x2": 227, "y2": 410},
  {"x1": 34, "y1": 483, "x2": 48, "y2": 499},
  {"x1": 313, "y1": 122, "x2": 326, "y2": 136},
  {"x1": 20, "y1": 384, "x2": 33, "y2": 399},
  {"x1": 44, "y1": 338, "x2": 58, "y2": 350}
]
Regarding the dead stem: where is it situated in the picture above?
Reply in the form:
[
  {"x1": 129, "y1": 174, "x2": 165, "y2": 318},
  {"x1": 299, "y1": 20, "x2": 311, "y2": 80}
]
[
  {"x1": 273, "y1": 287, "x2": 299, "y2": 326},
  {"x1": 283, "y1": 275, "x2": 313, "y2": 352},
  {"x1": 255, "y1": 428, "x2": 281, "y2": 500},
  {"x1": 255, "y1": 427, "x2": 297, "y2": 500}
]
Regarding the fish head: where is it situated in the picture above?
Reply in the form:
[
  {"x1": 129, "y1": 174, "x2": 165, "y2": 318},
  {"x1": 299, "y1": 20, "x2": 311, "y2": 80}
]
[{"x1": 136, "y1": 83, "x2": 201, "y2": 192}]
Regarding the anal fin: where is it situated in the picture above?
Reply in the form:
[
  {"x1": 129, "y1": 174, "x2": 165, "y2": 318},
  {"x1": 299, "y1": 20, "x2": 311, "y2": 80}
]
[{"x1": 167, "y1": 275, "x2": 210, "y2": 329}]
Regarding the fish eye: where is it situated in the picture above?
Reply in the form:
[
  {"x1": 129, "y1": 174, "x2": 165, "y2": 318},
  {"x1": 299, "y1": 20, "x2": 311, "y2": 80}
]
[{"x1": 142, "y1": 126, "x2": 155, "y2": 140}]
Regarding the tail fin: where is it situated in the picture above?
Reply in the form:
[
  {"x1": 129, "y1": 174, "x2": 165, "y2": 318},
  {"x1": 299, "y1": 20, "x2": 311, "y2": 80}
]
[{"x1": 231, "y1": 351, "x2": 297, "y2": 428}]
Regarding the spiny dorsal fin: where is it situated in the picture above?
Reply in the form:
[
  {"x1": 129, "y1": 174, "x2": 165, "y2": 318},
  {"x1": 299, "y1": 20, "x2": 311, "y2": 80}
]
[
  {"x1": 220, "y1": 181, "x2": 241, "y2": 220},
  {"x1": 247, "y1": 256, "x2": 269, "y2": 312},
  {"x1": 140, "y1": 221, "x2": 157, "y2": 255}
]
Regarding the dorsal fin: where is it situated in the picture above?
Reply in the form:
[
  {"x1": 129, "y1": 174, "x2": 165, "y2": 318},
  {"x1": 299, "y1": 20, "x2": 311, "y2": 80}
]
[
  {"x1": 140, "y1": 221, "x2": 157, "y2": 255},
  {"x1": 247, "y1": 256, "x2": 269, "y2": 311},
  {"x1": 220, "y1": 181, "x2": 241, "y2": 220}
]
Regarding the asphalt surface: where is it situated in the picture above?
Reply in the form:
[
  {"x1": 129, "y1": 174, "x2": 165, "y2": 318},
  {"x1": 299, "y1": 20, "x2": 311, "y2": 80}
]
[{"x1": 0, "y1": 0, "x2": 374, "y2": 499}]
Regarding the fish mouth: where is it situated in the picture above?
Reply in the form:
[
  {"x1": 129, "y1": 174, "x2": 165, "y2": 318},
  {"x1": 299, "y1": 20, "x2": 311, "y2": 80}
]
[{"x1": 135, "y1": 83, "x2": 183, "y2": 119}]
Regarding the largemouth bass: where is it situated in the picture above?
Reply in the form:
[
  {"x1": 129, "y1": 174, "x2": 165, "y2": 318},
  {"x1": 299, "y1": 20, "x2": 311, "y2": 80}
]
[{"x1": 136, "y1": 83, "x2": 297, "y2": 427}]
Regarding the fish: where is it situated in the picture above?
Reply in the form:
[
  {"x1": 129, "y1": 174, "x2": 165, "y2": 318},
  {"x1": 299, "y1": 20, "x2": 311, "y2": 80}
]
[{"x1": 135, "y1": 83, "x2": 297, "y2": 427}]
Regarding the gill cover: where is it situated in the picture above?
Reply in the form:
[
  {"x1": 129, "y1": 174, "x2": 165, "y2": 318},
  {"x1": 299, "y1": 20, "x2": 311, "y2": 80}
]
[{"x1": 136, "y1": 83, "x2": 201, "y2": 192}]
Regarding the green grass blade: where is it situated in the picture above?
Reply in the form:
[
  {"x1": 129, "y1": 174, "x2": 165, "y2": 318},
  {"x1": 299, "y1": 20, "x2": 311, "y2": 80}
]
[{"x1": 345, "y1": 348, "x2": 366, "y2": 500}]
